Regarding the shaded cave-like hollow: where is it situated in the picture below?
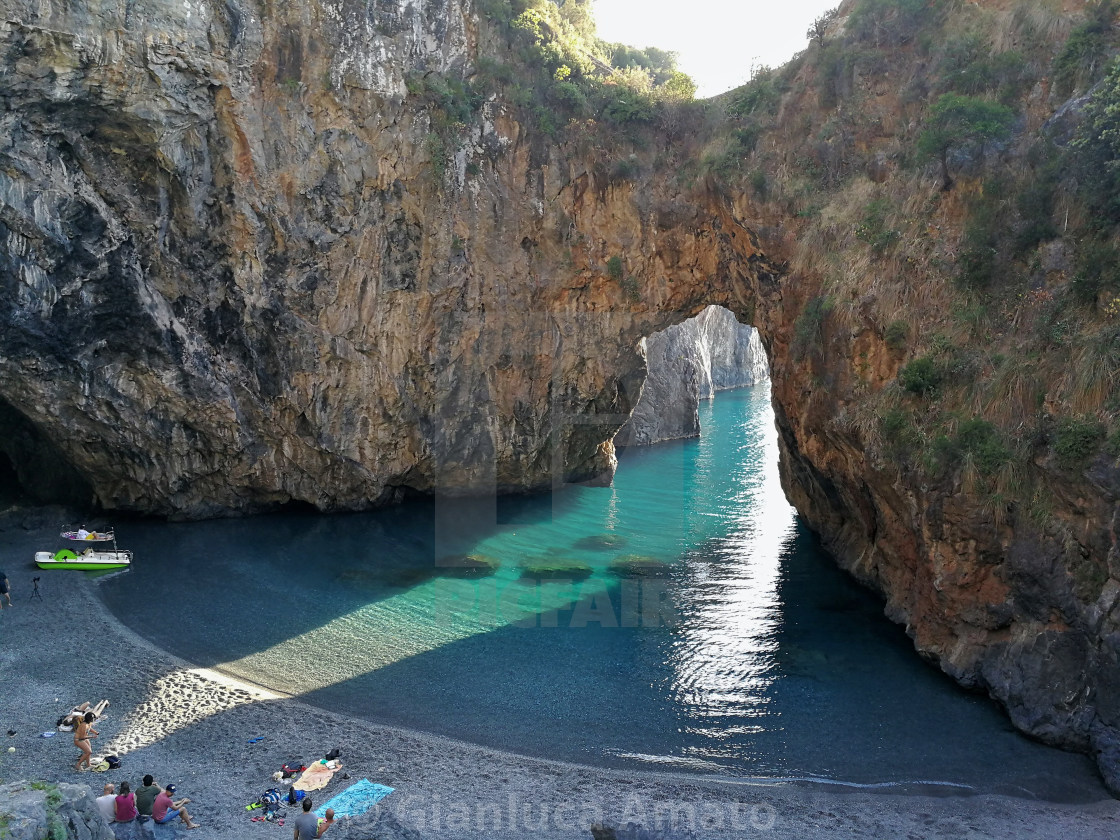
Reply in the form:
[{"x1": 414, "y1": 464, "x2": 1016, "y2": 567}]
[{"x1": 0, "y1": 395, "x2": 93, "y2": 509}]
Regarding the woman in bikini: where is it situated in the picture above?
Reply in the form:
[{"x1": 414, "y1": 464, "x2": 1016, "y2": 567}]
[{"x1": 73, "y1": 711, "x2": 98, "y2": 771}]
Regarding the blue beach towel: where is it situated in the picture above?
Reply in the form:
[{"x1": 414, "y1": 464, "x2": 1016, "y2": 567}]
[{"x1": 314, "y1": 779, "x2": 394, "y2": 818}]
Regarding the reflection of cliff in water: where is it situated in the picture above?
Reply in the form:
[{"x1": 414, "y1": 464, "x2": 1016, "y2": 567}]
[{"x1": 616, "y1": 305, "x2": 769, "y2": 447}]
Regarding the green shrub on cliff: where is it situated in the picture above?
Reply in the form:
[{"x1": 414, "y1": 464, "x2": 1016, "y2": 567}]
[
  {"x1": 1073, "y1": 58, "x2": 1120, "y2": 225},
  {"x1": 937, "y1": 34, "x2": 1029, "y2": 101},
  {"x1": 1071, "y1": 237, "x2": 1120, "y2": 304},
  {"x1": 855, "y1": 198, "x2": 901, "y2": 255},
  {"x1": 476, "y1": 0, "x2": 694, "y2": 133},
  {"x1": 880, "y1": 408, "x2": 923, "y2": 462},
  {"x1": 1052, "y1": 0, "x2": 1118, "y2": 95},
  {"x1": 1107, "y1": 426, "x2": 1120, "y2": 456},
  {"x1": 792, "y1": 295, "x2": 834, "y2": 358},
  {"x1": 916, "y1": 93, "x2": 1016, "y2": 190},
  {"x1": 955, "y1": 418, "x2": 1010, "y2": 474},
  {"x1": 1053, "y1": 417, "x2": 1104, "y2": 466},
  {"x1": 848, "y1": 0, "x2": 942, "y2": 47},
  {"x1": 728, "y1": 68, "x2": 784, "y2": 118},
  {"x1": 885, "y1": 320, "x2": 909, "y2": 351},
  {"x1": 899, "y1": 356, "x2": 943, "y2": 395}
]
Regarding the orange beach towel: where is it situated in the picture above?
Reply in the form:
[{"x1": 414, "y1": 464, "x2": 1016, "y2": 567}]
[{"x1": 292, "y1": 760, "x2": 342, "y2": 792}]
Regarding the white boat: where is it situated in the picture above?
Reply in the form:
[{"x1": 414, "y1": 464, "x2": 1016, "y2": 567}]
[
  {"x1": 35, "y1": 547, "x2": 133, "y2": 570},
  {"x1": 37, "y1": 526, "x2": 133, "y2": 570},
  {"x1": 60, "y1": 529, "x2": 115, "y2": 542}
]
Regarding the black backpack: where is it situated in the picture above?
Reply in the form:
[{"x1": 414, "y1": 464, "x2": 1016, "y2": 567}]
[{"x1": 324, "y1": 748, "x2": 341, "y2": 761}]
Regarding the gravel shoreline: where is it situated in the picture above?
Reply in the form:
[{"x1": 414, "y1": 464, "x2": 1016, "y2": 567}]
[{"x1": 2, "y1": 513, "x2": 1120, "y2": 839}]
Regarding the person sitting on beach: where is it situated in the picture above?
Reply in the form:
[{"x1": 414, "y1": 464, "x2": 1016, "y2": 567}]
[
  {"x1": 135, "y1": 774, "x2": 161, "y2": 817},
  {"x1": 152, "y1": 784, "x2": 200, "y2": 830},
  {"x1": 317, "y1": 808, "x2": 336, "y2": 837},
  {"x1": 114, "y1": 781, "x2": 138, "y2": 822},
  {"x1": 73, "y1": 711, "x2": 98, "y2": 771},
  {"x1": 293, "y1": 798, "x2": 319, "y2": 840},
  {"x1": 95, "y1": 783, "x2": 116, "y2": 823}
]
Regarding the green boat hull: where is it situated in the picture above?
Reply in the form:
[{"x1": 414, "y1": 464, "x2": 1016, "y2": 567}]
[{"x1": 35, "y1": 550, "x2": 131, "y2": 570}]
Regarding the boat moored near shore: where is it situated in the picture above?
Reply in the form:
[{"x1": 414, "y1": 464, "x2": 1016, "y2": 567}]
[
  {"x1": 35, "y1": 548, "x2": 132, "y2": 571},
  {"x1": 36, "y1": 527, "x2": 133, "y2": 570}
]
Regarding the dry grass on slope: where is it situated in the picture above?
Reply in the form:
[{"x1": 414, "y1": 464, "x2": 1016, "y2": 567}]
[{"x1": 696, "y1": 0, "x2": 1120, "y2": 527}]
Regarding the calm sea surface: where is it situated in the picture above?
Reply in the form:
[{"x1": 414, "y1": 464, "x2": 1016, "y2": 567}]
[{"x1": 99, "y1": 385, "x2": 1107, "y2": 800}]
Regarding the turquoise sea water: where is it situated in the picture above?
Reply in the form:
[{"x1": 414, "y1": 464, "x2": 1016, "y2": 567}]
[{"x1": 99, "y1": 385, "x2": 1107, "y2": 800}]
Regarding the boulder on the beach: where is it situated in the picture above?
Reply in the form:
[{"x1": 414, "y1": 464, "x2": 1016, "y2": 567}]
[
  {"x1": 0, "y1": 779, "x2": 114, "y2": 840},
  {"x1": 110, "y1": 817, "x2": 159, "y2": 840}
]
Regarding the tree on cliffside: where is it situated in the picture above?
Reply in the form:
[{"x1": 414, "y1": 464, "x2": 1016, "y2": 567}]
[
  {"x1": 1074, "y1": 58, "x2": 1120, "y2": 223},
  {"x1": 917, "y1": 93, "x2": 1016, "y2": 190},
  {"x1": 806, "y1": 7, "x2": 839, "y2": 46}
]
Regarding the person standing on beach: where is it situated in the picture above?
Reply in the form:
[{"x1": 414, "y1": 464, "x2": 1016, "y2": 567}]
[
  {"x1": 293, "y1": 798, "x2": 319, "y2": 840},
  {"x1": 0, "y1": 570, "x2": 11, "y2": 608},
  {"x1": 135, "y1": 774, "x2": 161, "y2": 816},
  {"x1": 73, "y1": 711, "x2": 97, "y2": 771}
]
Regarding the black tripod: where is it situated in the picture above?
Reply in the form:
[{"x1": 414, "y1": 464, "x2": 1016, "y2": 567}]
[{"x1": 28, "y1": 576, "x2": 41, "y2": 602}]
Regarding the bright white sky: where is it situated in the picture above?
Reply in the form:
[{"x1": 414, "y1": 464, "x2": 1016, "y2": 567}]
[{"x1": 592, "y1": 0, "x2": 842, "y2": 97}]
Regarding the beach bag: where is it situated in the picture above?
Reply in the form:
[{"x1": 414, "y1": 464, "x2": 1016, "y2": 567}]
[
  {"x1": 105, "y1": 755, "x2": 121, "y2": 769},
  {"x1": 259, "y1": 789, "x2": 282, "y2": 810},
  {"x1": 286, "y1": 787, "x2": 306, "y2": 805},
  {"x1": 324, "y1": 748, "x2": 341, "y2": 761},
  {"x1": 281, "y1": 761, "x2": 305, "y2": 778}
]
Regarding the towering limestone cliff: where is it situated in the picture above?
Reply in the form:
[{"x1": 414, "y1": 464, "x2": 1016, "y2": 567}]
[
  {"x1": 0, "y1": 0, "x2": 764, "y2": 514},
  {"x1": 2, "y1": 0, "x2": 1120, "y2": 791},
  {"x1": 615, "y1": 305, "x2": 768, "y2": 446}
]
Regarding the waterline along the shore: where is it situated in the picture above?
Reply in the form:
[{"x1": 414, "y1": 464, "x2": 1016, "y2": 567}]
[{"x1": 99, "y1": 384, "x2": 1107, "y2": 801}]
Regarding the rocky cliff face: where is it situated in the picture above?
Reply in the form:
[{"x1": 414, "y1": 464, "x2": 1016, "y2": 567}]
[
  {"x1": 0, "y1": 0, "x2": 778, "y2": 515},
  {"x1": 2, "y1": 0, "x2": 1119, "y2": 793},
  {"x1": 615, "y1": 305, "x2": 768, "y2": 446},
  {"x1": 0, "y1": 780, "x2": 114, "y2": 840}
]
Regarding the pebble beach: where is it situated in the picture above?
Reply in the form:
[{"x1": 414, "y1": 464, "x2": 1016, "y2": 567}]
[{"x1": 2, "y1": 510, "x2": 1120, "y2": 839}]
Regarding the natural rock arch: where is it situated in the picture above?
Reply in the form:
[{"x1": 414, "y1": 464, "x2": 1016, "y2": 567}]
[{"x1": 2, "y1": 0, "x2": 1119, "y2": 793}]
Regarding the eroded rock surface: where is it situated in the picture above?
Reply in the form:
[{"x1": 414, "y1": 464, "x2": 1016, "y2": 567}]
[
  {"x1": 0, "y1": 2, "x2": 778, "y2": 515},
  {"x1": 0, "y1": 780, "x2": 114, "y2": 840}
]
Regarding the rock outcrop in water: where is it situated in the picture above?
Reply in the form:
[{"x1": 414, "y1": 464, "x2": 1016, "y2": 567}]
[
  {"x1": 615, "y1": 305, "x2": 768, "y2": 446},
  {"x1": 2, "y1": 0, "x2": 1120, "y2": 793}
]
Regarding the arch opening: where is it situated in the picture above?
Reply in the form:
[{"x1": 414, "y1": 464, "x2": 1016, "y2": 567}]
[{"x1": 614, "y1": 304, "x2": 770, "y2": 451}]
